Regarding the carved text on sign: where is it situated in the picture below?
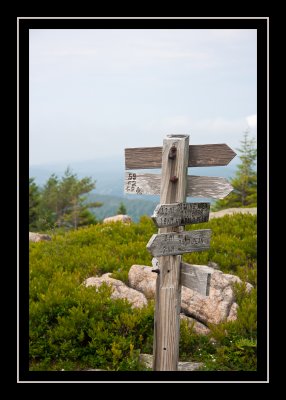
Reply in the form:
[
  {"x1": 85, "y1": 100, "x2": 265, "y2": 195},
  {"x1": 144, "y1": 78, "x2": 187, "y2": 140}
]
[
  {"x1": 146, "y1": 229, "x2": 212, "y2": 257},
  {"x1": 125, "y1": 173, "x2": 143, "y2": 194},
  {"x1": 152, "y1": 202, "x2": 210, "y2": 227}
]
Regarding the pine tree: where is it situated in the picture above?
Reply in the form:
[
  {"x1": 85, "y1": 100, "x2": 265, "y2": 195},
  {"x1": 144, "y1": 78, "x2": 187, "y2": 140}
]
[
  {"x1": 213, "y1": 131, "x2": 257, "y2": 211},
  {"x1": 29, "y1": 178, "x2": 41, "y2": 231},
  {"x1": 39, "y1": 168, "x2": 102, "y2": 230},
  {"x1": 116, "y1": 202, "x2": 127, "y2": 215},
  {"x1": 39, "y1": 174, "x2": 59, "y2": 229}
]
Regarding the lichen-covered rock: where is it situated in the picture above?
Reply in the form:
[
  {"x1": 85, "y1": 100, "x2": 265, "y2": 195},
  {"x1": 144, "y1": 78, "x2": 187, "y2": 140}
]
[
  {"x1": 128, "y1": 265, "x2": 157, "y2": 299},
  {"x1": 227, "y1": 302, "x2": 239, "y2": 322},
  {"x1": 128, "y1": 264, "x2": 253, "y2": 325},
  {"x1": 83, "y1": 273, "x2": 147, "y2": 309},
  {"x1": 181, "y1": 270, "x2": 253, "y2": 325},
  {"x1": 139, "y1": 354, "x2": 204, "y2": 371},
  {"x1": 103, "y1": 214, "x2": 132, "y2": 224},
  {"x1": 209, "y1": 207, "x2": 257, "y2": 219},
  {"x1": 29, "y1": 232, "x2": 51, "y2": 242}
]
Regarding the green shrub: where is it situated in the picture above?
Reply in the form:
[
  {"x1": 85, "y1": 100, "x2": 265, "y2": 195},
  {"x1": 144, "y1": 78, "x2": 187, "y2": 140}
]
[{"x1": 29, "y1": 213, "x2": 257, "y2": 371}]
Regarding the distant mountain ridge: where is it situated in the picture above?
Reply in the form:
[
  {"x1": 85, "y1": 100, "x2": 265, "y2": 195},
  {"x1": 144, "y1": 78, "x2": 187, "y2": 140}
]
[
  {"x1": 29, "y1": 157, "x2": 238, "y2": 221},
  {"x1": 88, "y1": 193, "x2": 157, "y2": 222},
  {"x1": 29, "y1": 157, "x2": 238, "y2": 198}
]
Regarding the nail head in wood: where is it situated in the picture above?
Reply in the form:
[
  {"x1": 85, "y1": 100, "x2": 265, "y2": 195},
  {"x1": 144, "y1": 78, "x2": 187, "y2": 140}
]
[
  {"x1": 170, "y1": 176, "x2": 178, "y2": 183},
  {"x1": 168, "y1": 146, "x2": 177, "y2": 160}
]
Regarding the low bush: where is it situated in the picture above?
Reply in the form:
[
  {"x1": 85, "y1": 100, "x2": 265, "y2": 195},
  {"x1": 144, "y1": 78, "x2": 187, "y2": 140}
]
[{"x1": 29, "y1": 214, "x2": 257, "y2": 371}]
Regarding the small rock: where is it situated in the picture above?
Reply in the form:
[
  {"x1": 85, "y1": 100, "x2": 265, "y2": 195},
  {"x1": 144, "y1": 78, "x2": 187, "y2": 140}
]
[
  {"x1": 84, "y1": 273, "x2": 147, "y2": 309},
  {"x1": 178, "y1": 362, "x2": 204, "y2": 371},
  {"x1": 103, "y1": 215, "x2": 132, "y2": 224},
  {"x1": 208, "y1": 261, "x2": 220, "y2": 270},
  {"x1": 139, "y1": 354, "x2": 204, "y2": 371},
  {"x1": 29, "y1": 232, "x2": 51, "y2": 242},
  {"x1": 84, "y1": 369, "x2": 106, "y2": 371},
  {"x1": 209, "y1": 208, "x2": 257, "y2": 219}
]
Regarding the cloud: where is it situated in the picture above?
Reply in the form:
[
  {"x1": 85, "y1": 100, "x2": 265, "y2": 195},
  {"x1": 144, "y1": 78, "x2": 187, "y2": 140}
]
[
  {"x1": 246, "y1": 114, "x2": 257, "y2": 128},
  {"x1": 141, "y1": 115, "x2": 250, "y2": 148},
  {"x1": 42, "y1": 49, "x2": 98, "y2": 57}
]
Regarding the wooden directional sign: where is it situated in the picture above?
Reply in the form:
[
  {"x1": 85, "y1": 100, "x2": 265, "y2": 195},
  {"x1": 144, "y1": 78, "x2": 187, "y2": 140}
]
[
  {"x1": 146, "y1": 229, "x2": 211, "y2": 257},
  {"x1": 124, "y1": 134, "x2": 236, "y2": 372},
  {"x1": 124, "y1": 172, "x2": 233, "y2": 199},
  {"x1": 152, "y1": 258, "x2": 214, "y2": 296},
  {"x1": 152, "y1": 202, "x2": 210, "y2": 228},
  {"x1": 180, "y1": 262, "x2": 213, "y2": 296},
  {"x1": 125, "y1": 143, "x2": 236, "y2": 169}
]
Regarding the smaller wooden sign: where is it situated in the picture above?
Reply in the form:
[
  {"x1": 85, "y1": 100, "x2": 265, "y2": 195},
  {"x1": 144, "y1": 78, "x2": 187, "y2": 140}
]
[
  {"x1": 146, "y1": 229, "x2": 211, "y2": 257},
  {"x1": 152, "y1": 202, "x2": 210, "y2": 228},
  {"x1": 180, "y1": 262, "x2": 213, "y2": 296}
]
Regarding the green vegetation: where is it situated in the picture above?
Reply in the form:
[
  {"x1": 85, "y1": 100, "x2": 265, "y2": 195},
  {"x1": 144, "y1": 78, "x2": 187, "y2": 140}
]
[
  {"x1": 116, "y1": 202, "x2": 127, "y2": 215},
  {"x1": 29, "y1": 178, "x2": 41, "y2": 231},
  {"x1": 213, "y1": 131, "x2": 257, "y2": 210},
  {"x1": 30, "y1": 214, "x2": 257, "y2": 371},
  {"x1": 29, "y1": 168, "x2": 102, "y2": 232}
]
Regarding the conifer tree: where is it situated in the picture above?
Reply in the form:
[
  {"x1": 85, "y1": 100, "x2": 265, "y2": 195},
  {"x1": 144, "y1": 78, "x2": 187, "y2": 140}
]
[
  {"x1": 213, "y1": 131, "x2": 257, "y2": 210},
  {"x1": 29, "y1": 178, "x2": 41, "y2": 231},
  {"x1": 116, "y1": 202, "x2": 127, "y2": 215},
  {"x1": 36, "y1": 168, "x2": 102, "y2": 230}
]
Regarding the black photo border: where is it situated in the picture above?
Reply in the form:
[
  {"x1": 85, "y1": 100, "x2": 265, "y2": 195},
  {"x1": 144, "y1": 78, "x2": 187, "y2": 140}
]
[{"x1": 18, "y1": 17, "x2": 268, "y2": 383}]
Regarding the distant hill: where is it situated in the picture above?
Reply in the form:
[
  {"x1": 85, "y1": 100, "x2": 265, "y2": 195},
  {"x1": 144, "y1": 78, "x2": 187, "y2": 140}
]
[
  {"x1": 87, "y1": 193, "x2": 157, "y2": 222},
  {"x1": 29, "y1": 157, "x2": 238, "y2": 221},
  {"x1": 29, "y1": 157, "x2": 238, "y2": 198}
]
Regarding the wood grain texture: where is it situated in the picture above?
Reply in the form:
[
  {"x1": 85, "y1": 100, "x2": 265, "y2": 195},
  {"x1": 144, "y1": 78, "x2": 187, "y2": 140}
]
[
  {"x1": 125, "y1": 144, "x2": 236, "y2": 169},
  {"x1": 187, "y1": 175, "x2": 233, "y2": 199},
  {"x1": 152, "y1": 135, "x2": 189, "y2": 371},
  {"x1": 180, "y1": 263, "x2": 213, "y2": 296},
  {"x1": 147, "y1": 229, "x2": 211, "y2": 257},
  {"x1": 124, "y1": 173, "x2": 233, "y2": 199},
  {"x1": 152, "y1": 202, "x2": 210, "y2": 228}
]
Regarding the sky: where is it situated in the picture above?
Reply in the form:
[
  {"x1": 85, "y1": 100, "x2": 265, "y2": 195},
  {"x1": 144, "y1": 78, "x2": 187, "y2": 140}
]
[{"x1": 29, "y1": 29, "x2": 257, "y2": 166}]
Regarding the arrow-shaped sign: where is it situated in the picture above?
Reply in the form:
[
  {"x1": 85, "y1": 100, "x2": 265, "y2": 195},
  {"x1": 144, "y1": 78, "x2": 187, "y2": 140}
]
[
  {"x1": 151, "y1": 258, "x2": 214, "y2": 296},
  {"x1": 125, "y1": 143, "x2": 236, "y2": 169},
  {"x1": 146, "y1": 229, "x2": 211, "y2": 257},
  {"x1": 125, "y1": 173, "x2": 233, "y2": 199},
  {"x1": 180, "y1": 262, "x2": 213, "y2": 296},
  {"x1": 152, "y1": 202, "x2": 210, "y2": 228}
]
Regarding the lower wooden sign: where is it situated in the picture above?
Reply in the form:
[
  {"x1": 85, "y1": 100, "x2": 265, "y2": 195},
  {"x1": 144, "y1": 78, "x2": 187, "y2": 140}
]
[
  {"x1": 146, "y1": 229, "x2": 211, "y2": 257},
  {"x1": 180, "y1": 262, "x2": 213, "y2": 296},
  {"x1": 151, "y1": 258, "x2": 214, "y2": 296}
]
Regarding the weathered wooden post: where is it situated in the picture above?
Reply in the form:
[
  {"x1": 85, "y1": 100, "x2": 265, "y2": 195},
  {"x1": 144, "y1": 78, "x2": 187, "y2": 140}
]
[
  {"x1": 151, "y1": 134, "x2": 189, "y2": 370},
  {"x1": 124, "y1": 136, "x2": 236, "y2": 371}
]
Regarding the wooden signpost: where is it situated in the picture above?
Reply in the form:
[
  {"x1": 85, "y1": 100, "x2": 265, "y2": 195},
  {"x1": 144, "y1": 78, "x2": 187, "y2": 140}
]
[{"x1": 124, "y1": 134, "x2": 236, "y2": 371}]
